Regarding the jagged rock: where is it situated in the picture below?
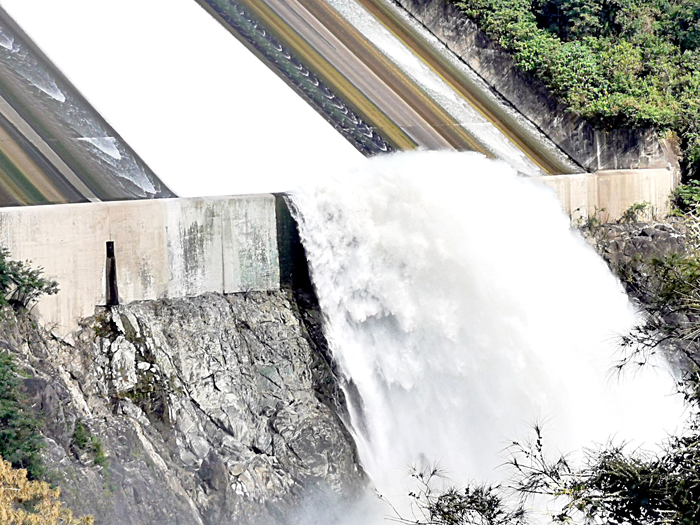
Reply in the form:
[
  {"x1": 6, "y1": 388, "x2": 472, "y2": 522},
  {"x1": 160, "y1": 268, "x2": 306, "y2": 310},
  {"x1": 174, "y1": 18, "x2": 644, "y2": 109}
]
[
  {"x1": 582, "y1": 219, "x2": 687, "y2": 276},
  {"x1": 0, "y1": 290, "x2": 365, "y2": 524}
]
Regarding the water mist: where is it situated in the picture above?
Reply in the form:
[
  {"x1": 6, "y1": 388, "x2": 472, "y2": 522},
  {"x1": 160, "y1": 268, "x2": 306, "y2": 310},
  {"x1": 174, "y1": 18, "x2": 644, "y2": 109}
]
[{"x1": 289, "y1": 151, "x2": 684, "y2": 522}]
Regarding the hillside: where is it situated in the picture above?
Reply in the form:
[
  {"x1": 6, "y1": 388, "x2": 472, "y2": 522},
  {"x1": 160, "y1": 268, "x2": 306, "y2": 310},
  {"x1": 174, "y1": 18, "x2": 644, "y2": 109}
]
[{"x1": 453, "y1": 0, "x2": 700, "y2": 177}]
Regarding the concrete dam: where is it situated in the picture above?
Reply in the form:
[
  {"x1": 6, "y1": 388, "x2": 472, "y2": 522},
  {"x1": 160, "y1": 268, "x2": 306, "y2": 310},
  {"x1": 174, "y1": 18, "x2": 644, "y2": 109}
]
[
  {"x1": 0, "y1": 2, "x2": 688, "y2": 525},
  {"x1": 0, "y1": 1, "x2": 679, "y2": 210},
  {"x1": 0, "y1": 195, "x2": 286, "y2": 335},
  {"x1": 0, "y1": 0, "x2": 678, "y2": 330}
]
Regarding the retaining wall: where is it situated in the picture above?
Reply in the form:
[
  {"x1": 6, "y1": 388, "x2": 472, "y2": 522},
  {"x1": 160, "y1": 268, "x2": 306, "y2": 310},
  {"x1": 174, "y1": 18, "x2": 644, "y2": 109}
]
[{"x1": 0, "y1": 195, "x2": 280, "y2": 335}]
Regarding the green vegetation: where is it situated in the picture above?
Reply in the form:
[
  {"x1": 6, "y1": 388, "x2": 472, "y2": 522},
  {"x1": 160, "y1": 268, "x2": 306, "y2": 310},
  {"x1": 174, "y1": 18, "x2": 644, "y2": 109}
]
[
  {"x1": 70, "y1": 421, "x2": 91, "y2": 452},
  {"x1": 620, "y1": 201, "x2": 650, "y2": 223},
  {"x1": 673, "y1": 180, "x2": 700, "y2": 212},
  {"x1": 395, "y1": 466, "x2": 527, "y2": 524},
  {"x1": 0, "y1": 351, "x2": 44, "y2": 480},
  {"x1": 454, "y1": 0, "x2": 700, "y2": 177},
  {"x1": 509, "y1": 416, "x2": 700, "y2": 524},
  {"x1": 71, "y1": 421, "x2": 108, "y2": 469},
  {"x1": 0, "y1": 248, "x2": 59, "y2": 481},
  {"x1": 0, "y1": 246, "x2": 58, "y2": 311}
]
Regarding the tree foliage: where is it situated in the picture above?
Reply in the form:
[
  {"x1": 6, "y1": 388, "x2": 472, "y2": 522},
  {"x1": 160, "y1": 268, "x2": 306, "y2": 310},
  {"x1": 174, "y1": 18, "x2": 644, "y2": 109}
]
[
  {"x1": 392, "y1": 465, "x2": 527, "y2": 525},
  {"x1": 0, "y1": 247, "x2": 57, "y2": 312},
  {"x1": 505, "y1": 421, "x2": 700, "y2": 524},
  {"x1": 0, "y1": 455, "x2": 93, "y2": 524},
  {"x1": 454, "y1": 0, "x2": 700, "y2": 178},
  {"x1": 0, "y1": 352, "x2": 44, "y2": 481},
  {"x1": 673, "y1": 181, "x2": 700, "y2": 213}
]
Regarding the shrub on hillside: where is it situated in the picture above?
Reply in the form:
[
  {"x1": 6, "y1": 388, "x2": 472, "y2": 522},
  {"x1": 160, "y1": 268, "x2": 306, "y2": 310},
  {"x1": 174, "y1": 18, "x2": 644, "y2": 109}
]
[
  {"x1": 454, "y1": 0, "x2": 700, "y2": 178},
  {"x1": 0, "y1": 351, "x2": 44, "y2": 480},
  {"x1": 674, "y1": 180, "x2": 700, "y2": 213},
  {"x1": 0, "y1": 247, "x2": 57, "y2": 311},
  {"x1": 0, "y1": 455, "x2": 93, "y2": 524}
]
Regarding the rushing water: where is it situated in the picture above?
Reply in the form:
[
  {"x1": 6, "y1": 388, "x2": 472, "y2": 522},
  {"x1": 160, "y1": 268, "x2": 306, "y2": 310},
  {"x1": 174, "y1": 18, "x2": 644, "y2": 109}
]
[{"x1": 290, "y1": 151, "x2": 685, "y2": 522}]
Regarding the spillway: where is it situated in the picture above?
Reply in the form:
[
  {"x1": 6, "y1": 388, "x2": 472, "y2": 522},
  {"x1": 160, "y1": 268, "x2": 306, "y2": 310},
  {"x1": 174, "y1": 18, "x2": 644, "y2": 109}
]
[
  {"x1": 0, "y1": 0, "x2": 675, "y2": 201},
  {"x1": 197, "y1": 0, "x2": 581, "y2": 175},
  {"x1": 0, "y1": 6, "x2": 173, "y2": 206},
  {"x1": 290, "y1": 151, "x2": 685, "y2": 522},
  {"x1": 194, "y1": 0, "x2": 673, "y2": 179}
]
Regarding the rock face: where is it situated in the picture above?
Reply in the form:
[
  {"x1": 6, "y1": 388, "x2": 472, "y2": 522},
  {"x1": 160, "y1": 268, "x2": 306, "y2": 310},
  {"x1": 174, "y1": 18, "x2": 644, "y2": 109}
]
[
  {"x1": 581, "y1": 219, "x2": 695, "y2": 368},
  {"x1": 582, "y1": 219, "x2": 687, "y2": 289},
  {"x1": 0, "y1": 291, "x2": 364, "y2": 524}
]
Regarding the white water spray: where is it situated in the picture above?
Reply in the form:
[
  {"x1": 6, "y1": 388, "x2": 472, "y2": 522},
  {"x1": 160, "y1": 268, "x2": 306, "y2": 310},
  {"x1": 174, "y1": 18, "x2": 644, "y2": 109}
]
[{"x1": 290, "y1": 151, "x2": 685, "y2": 521}]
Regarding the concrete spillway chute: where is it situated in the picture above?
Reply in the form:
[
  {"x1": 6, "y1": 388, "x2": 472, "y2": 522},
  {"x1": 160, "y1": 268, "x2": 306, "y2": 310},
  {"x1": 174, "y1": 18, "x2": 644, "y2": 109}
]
[
  {"x1": 0, "y1": 6, "x2": 174, "y2": 206},
  {"x1": 193, "y1": 0, "x2": 674, "y2": 178}
]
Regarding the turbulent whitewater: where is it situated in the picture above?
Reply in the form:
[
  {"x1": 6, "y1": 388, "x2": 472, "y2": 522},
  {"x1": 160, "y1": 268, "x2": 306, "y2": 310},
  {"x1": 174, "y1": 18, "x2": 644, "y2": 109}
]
[{"x1": 290, "y1": 151, "x2": 684, "y2": 521}]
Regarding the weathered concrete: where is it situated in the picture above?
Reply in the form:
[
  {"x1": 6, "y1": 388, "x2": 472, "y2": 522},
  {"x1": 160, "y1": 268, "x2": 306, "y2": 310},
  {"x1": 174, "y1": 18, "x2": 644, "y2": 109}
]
[
  {"x1": 535, "y1": 168, "x2": 676, "y2": 222},
  {"x1": 389, "y1": 0, "x2": 678, "y2": 174},
  {"x1": 0, "y1": 195, "x2": 280, "y2": 335}
]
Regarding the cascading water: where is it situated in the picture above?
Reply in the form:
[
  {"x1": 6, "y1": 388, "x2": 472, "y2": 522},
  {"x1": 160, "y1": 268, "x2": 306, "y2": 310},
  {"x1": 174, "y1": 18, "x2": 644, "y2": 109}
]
[{"x1": 290, "y1": 151, "x2": 685, "y2": 522}]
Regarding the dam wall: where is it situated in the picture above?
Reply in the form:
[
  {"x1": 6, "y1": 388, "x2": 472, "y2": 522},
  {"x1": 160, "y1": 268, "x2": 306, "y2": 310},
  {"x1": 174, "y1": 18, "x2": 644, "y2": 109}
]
[
  {"x1": 0, "y1": 169, "x2": 675, "y2": 335},
  {"x1": 0, "y1": 195, "x2": 280, "y2": 335}
]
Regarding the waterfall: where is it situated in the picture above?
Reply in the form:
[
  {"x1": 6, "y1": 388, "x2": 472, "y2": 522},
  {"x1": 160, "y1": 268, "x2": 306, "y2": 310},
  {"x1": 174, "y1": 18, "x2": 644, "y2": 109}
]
[{"x1": 289, "y1": 151, "x2": 684, "y2": 522}]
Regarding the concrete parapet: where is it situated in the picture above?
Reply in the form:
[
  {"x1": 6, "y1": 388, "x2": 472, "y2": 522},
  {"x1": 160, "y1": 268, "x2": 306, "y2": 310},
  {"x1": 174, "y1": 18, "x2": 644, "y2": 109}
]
[
  {"x1": 534, "y1": 169, "x2": 676, "y2": 223},
  {"x1": 0, "y1": 195, "x2": 280, "y2": 335}
]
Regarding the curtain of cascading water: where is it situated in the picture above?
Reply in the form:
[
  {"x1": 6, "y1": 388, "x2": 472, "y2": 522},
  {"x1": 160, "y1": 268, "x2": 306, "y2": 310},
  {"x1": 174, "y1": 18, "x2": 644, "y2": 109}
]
[{"x1": 290, "y1": 151, "x2": 685, "y2": 523}]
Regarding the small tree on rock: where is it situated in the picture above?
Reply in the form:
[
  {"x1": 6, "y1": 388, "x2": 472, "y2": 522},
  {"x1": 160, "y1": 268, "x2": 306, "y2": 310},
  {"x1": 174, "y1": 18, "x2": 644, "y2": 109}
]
[{"x1": 0, "y1": 455, "x2": 93, "y2": 524}]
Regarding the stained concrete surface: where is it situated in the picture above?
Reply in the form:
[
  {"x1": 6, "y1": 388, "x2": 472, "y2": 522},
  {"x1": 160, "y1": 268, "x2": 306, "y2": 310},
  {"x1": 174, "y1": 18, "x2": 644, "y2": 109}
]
[
  {"x1": 536, "y1": 169, "x2": 676, "y2": 222},
  {"x1": 0, "y1": 195, "x2": 280, "y2": 335}
]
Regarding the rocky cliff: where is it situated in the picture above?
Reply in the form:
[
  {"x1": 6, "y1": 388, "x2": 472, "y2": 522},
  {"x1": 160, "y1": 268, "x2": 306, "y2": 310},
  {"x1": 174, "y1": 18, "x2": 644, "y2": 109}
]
[
  {"x1": 582, "y1": 219, "x2": 687, "y2": 296},
  {"x1": 0, "y1": 290, "x2": 365, "y2": 524}
]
